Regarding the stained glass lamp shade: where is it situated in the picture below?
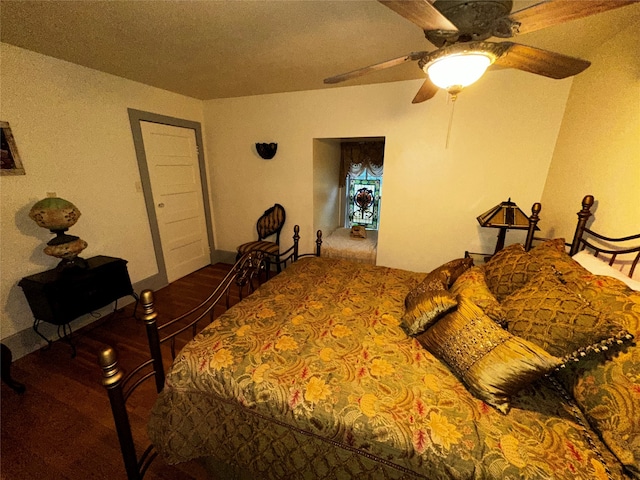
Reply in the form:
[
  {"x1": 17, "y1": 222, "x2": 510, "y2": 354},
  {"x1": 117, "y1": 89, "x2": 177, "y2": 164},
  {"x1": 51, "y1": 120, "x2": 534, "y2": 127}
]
[{"x1": 477, "y1": 198, "x2": 533, "y2": 253}]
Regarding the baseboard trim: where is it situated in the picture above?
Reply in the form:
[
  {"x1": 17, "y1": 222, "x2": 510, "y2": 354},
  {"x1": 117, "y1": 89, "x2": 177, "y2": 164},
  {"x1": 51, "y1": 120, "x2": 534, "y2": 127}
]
[
  {"x1": 1, "y1": 302, "x2": 135, "y2": 361},
  {"x1": 2, "y1": 273, "x2": 165, "y2": 361},
  {"x1": 2, "y1": 255, "x2": 240, "y2": 360},
  {"x1": 213, "y1": 249, "x2": 236, "y2": 264}
]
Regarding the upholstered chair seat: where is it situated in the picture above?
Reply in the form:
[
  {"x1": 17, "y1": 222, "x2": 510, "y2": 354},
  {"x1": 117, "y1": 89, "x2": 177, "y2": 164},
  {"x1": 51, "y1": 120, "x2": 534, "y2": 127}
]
[
  {"x1": 237, "y1": 239, "x2": 279, "y2": 256},
  {"x1": 236, "y1": 204, "x2": 286, "y2": 276}
]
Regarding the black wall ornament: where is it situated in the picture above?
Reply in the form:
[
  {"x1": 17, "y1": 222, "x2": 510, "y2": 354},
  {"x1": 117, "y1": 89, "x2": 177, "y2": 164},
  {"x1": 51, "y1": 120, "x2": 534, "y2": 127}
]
[{"x1": 256, "y1": 143, "x2": 277, "y2": 160}]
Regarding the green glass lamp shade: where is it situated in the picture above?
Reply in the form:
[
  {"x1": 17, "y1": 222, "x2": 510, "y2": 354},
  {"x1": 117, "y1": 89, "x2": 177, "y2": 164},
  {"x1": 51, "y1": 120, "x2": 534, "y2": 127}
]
[{"x1": 29, "y1": 197, "x2": 81, "y2": 232}]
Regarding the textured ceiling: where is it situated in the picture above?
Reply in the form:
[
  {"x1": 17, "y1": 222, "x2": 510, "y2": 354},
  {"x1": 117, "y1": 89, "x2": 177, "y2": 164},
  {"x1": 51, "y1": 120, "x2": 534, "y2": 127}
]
[{"x1": 2, "y1": 0, "x2": 639, "y2": 100}]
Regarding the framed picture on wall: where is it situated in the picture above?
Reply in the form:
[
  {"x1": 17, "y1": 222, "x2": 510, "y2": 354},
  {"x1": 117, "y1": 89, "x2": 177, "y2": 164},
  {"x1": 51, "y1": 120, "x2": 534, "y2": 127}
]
[{"x1": 1, "y1": 121, "x2": 26, "y2": 176}]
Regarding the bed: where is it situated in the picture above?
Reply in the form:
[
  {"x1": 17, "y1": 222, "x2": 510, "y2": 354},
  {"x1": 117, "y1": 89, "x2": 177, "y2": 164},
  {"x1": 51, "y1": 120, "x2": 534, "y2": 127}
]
[
  {"x1": 321, "y1": 227, "x2": 378, "y2": 264},
  {"x1": 99, "y1": 195, "x2": 640, "y2": 480}
]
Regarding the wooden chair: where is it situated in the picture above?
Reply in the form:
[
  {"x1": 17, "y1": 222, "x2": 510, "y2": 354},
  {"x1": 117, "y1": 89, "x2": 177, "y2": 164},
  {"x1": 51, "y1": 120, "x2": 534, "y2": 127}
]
[{"x1": 236, "y1": 203, "x2": 286, "y2": 277}]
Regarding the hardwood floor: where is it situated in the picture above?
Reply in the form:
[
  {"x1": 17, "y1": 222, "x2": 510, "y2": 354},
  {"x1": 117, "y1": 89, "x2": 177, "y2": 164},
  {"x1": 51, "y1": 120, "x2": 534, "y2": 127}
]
[{"x1": 1, "y1": 263, "x2": 261, "y2": 480}]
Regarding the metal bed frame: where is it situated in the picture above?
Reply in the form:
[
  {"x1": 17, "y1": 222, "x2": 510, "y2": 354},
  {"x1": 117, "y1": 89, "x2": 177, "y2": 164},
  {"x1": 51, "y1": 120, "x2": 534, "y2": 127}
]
[
  {"x1": 522, "y1": 195, "x2": 639, "y2": 278},
  {"x1": 569, "y1": 195, "x2": 640, "y2": 276},
  {"x1": 98, "y1": 195, "x2": 639, "y2": 479},
  {"x1": 98, "y1": 225, "x2": 322, "y2": 479}
]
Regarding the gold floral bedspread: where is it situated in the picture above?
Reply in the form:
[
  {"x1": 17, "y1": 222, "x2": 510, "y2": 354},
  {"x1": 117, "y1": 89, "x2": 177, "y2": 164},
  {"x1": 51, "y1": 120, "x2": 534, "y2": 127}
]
[{"x1": 148, "y1": 257, "x2": 627, "y2": 479}]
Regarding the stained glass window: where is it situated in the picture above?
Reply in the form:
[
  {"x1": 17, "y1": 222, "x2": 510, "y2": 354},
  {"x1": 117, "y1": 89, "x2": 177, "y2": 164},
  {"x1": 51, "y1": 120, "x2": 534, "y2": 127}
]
[{"x1": 346, "y1": 174, "x2": 382, "y2": 230}]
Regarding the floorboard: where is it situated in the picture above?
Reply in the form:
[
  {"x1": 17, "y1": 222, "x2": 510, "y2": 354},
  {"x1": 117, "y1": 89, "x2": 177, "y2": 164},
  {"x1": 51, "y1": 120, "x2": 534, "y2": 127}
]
[{"x1": 1, "y1": 263, "x2": 261, "y2": 480}]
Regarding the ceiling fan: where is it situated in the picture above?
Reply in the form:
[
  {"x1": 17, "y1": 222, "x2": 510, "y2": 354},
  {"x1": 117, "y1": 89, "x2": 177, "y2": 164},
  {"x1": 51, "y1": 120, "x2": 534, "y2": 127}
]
[{"x1": 324, "y1": 0, "x2": 637, "y2": 103}]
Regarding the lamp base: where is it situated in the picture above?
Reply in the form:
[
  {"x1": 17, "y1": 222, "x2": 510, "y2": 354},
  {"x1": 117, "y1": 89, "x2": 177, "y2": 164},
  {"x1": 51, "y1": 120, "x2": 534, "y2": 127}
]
[
  {"x1": 494, "y1": 227, "x2": 508, "y2": 254},
  {"x1": 43, "y1": 237, "x2": 88, "y2": 271},
  {"x1": 56, "y1": 256, "x2": 88, "y2": 271},
  {"x1": 46, "y1": 229, "x2": 78, "y2": 246}
]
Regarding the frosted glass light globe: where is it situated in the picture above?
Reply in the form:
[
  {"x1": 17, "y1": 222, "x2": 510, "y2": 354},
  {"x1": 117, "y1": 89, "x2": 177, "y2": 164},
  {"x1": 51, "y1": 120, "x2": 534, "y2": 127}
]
[{"x1": 427, "y1": 53, "x2": 492, "y2": 91}]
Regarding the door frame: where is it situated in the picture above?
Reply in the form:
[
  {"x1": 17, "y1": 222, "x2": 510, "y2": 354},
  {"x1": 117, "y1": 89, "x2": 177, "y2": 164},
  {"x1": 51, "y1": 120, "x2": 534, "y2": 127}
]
[{"x1": 128, "y1": 108, "x2": 215, "y2": 287}]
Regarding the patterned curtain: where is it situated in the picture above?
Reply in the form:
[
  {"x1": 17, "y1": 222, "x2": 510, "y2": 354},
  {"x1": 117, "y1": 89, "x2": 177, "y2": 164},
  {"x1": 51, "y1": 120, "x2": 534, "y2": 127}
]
[{"x1": 339, "y1": 141, "x2": 384, "y2": 187}]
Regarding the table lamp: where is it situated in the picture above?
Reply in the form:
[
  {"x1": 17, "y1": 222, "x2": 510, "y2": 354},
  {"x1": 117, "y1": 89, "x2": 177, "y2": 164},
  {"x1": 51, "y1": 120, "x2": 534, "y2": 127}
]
[
  {"x1": 477, "y1": 198, "x2": 535, "y2": 254},
  {"x1": 28, "y1": 195, "x2": 88, "y2": 269}
]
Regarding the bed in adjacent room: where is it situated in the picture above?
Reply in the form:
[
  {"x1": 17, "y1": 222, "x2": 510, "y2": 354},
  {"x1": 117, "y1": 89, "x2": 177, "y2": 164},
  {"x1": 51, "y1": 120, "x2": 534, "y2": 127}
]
[
  {"x1": 100, "y1": 195, "x2": 640, "y2": 480},
  {"x1": 320, "y1": 226, "x2": 378, "y2": 264}
]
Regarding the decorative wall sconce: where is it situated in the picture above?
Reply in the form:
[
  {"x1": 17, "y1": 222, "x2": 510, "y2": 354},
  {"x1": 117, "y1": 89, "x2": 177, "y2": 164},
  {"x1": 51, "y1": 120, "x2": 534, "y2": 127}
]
[{"x1": 256, "y1": 143, "x2": 277, "y2": 160}]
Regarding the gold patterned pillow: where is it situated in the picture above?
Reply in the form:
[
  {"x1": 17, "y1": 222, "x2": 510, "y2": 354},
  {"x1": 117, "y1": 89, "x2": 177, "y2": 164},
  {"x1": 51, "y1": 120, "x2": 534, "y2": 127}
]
[
  {"x1": 568, "y1": 277, "x2": 639, "y2": 335},
  {"x1": 501, "y1": 268, "x2": 633, "y2": 360},
  {"x1": 528, "y1": 238, "x2": 590, "y2": 285},
  {"x1": 429, "y1": 257, "x2": 474, "y2": 286},
  {"x1": 450, "y1": 266, "x2": 506, "y2": 325},
  {"x1": 556, "y1": 346, "x2": 640, "y2": 476},
  {"x1": 418, "y1": 296, "x2": 562, "y2": 414},
  {"x1": 554, "y1": 282, "x2": 640, "y2": 475},
  {"x1": 532, "y1": 237, "x2": 566, "y2": 253},
  {"x1": 483, "y1": 244, "x2": 539, "y2": 301},
  {"x1": 402, "y1": 271, "x2": 457, "y2": 336},
  {"x1": 401, "y1": 258, "x2": 473, "y2": 336}
]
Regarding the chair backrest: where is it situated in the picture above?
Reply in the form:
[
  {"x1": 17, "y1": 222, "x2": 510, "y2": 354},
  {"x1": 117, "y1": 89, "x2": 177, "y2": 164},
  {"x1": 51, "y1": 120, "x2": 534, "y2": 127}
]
[{"x1": 257, "y1": 203, "x2": 286, "y2": 244}]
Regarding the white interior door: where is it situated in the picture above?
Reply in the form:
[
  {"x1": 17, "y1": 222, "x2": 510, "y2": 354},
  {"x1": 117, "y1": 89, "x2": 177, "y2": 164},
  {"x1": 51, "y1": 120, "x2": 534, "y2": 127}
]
[{"x1": 140, "y1": 121, "x2": 210, "y2": 282}]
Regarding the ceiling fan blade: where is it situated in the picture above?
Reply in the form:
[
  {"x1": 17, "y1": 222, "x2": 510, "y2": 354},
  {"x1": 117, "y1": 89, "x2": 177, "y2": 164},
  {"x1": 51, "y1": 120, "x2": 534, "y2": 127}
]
[
  {"x1": 494, "y1": 42, "x2": 591, "y2": 79},
  {"x1": 324, "y1": 51, "x2": 427, "y2": 84},
  {"x1": 509, "y1": 0, "x2": 638, "y2": 35},
  {"x1": 412, "y1": 77, "x2": 439, "y2": 103},
  {"x1": 378, "y1": 0, "x2": 459, "y2": 32}
]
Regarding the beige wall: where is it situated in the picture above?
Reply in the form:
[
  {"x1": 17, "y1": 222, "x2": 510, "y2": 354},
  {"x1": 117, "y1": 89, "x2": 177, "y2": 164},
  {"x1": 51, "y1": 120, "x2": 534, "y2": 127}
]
[
  {"x1": 312, "y1": 139, "x2": 341, "y2": 236},
  {"x1": 541, "y1": 21, "x2": 640, "y2": 247},
  {"x1": 11, "y1": 27, "x2": 634, "y2": 357},
  {"x1": 203, "y1": 71, "x2": 572, "y2": 272},
  {"x1": 0, "y1": 44, "x2": 205, "y2": 355}
]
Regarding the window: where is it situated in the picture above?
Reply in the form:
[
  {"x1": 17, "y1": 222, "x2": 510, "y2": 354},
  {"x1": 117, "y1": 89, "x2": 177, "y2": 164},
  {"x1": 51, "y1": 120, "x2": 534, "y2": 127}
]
[
  {"x1": 340, "y1": 139, "x2": 384, "y2": 231},
  {"x1": 345, "y1": 172, "x2": 382, "y2": 230}
]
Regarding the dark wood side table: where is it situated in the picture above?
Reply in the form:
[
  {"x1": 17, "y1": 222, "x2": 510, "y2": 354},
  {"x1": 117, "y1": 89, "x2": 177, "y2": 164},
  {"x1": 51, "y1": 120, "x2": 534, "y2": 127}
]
[{"x1": 18, "y1": 256, "x2": 138, "y2": 357}]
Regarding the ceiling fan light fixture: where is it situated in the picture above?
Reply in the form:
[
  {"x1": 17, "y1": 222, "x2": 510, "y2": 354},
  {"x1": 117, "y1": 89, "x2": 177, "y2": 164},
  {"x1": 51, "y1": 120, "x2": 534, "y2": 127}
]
[{"x1": 425, "y1": 52, "x2": 493, "y2": 92}]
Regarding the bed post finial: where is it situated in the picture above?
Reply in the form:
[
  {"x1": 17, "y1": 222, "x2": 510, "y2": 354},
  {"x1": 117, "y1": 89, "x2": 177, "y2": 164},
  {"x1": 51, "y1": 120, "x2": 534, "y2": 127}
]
[
  {"x1": 316, "y1": 230, "x2": 323, "y2": 257},
  {"x1": 582, "y1": 194, "x2": 595, "y2": 210},
  {"x1": 140, "y1": 289, "x2": 164, "y2": 392},
  {"x1": 570, "y1": 195, "x2": 595, "y2": 255},
  {"x1": 293, "y1": 225, "x2": 300, "y2": 261},
  {"x1": 98, "y1": 346, "x2": 141, "y2": 479},
  {"x1": 98, "y1": 346, "x2": 123, "y2": 388},
  {"x1": 140, "y1": 289, "x2": 158, "y2": 324},
  {"x1": 524, "y1": 202, "x2": 542, "y2": 251}
]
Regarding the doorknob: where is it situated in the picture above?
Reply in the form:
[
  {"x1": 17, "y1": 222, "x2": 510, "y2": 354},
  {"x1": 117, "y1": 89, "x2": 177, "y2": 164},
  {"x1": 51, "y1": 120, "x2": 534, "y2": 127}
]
[{"x1": 158, "y1": 203, "x2": 165, "y2": 208}]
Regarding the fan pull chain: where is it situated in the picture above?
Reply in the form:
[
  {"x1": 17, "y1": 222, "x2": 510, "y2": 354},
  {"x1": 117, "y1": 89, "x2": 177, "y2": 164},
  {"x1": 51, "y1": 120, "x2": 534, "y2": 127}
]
[{"x1": 445, "y1": 93, "x2": 457, "y2": 149}]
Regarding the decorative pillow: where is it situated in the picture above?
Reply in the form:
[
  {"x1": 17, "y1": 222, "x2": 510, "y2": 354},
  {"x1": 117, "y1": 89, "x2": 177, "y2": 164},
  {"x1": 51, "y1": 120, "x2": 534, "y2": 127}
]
[
  {"x1": 553, "y1": 287, "x2": 640, "y2": 477},
  {"x1": 501, "y1": 268, "x2": 633, "y2": 361},
  {"x1": 430, "y1": 257, "x2": 474, "y2": 286},
  {"x1": 568, "y1": 277, "x2": 639, "y2": 336},
  {"x1": 401, "y1": 258, "x2": 472, "y2": 336},
  {"x1": 449, "y1": 266, "x2": 506, "y2": 325},
  {"x1": 417, "y1": 296, "x2": 562, "y2": 414},
  {"x1": 532, "y1": 237, "x2": 566, "y2": 253},
  {"x1": 556, "y1": 345, "x2": 640, "y2": 477},
  {"x1": 483, "y1": 243, "x2": 538, "y2": 301},
  {"x1": 528, "y1": 239, "x2": 591, "y2": 285}
]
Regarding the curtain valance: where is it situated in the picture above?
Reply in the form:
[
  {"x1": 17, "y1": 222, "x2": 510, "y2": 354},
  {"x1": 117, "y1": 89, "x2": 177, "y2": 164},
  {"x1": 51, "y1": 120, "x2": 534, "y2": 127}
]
[{"x1": 339, "y1": 142, "x2": 384, "y2": 187}]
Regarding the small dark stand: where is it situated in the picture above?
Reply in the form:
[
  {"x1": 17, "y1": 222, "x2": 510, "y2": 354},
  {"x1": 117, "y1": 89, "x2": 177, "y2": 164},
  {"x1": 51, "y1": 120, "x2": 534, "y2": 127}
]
[
  {"x1": 1, "y1": 344, "x2": 25, "y2": 394},
  {"x1": 18, "y1": 256, "x2": 138, "y2": 358}
]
